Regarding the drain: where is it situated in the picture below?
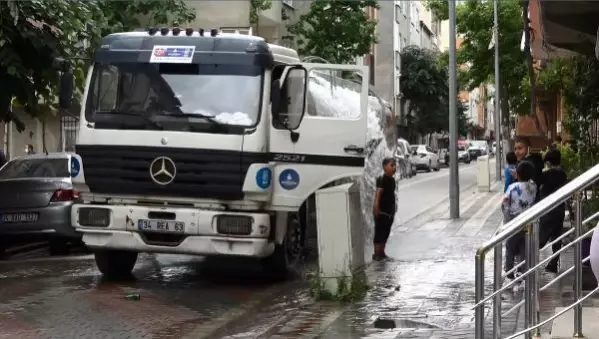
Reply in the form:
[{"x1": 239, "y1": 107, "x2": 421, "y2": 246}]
[{"x1": 373, "y1": 317, "x2": 439, "y2": 330}]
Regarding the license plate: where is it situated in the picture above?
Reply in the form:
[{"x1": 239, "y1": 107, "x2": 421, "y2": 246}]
[
  {"x1": 1, "y1": 213, "x2": 39, "y2": 223},
  {"x1": 137, "y1": 219, "x2": 184, "y2": 233}
]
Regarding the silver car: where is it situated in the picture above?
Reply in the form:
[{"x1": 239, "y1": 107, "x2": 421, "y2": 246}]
[{"x1": 0, "y1": 153, "x2": 81, "y2": 256}]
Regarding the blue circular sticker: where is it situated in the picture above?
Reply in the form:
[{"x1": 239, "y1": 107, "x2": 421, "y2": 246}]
[
  {"x1": 279, "y1": 169, "x2": 300, "y2": 190},
  {"x1": 255, "y1": 167, "x2": 272, "y2": 189},
  {"x1": 70, "y1": 157, "x2": 80, "y2": 177}
]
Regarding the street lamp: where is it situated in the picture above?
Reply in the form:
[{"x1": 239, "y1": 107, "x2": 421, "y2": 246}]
[{"x1": 449, "y1": 0, "x2": 459, "y2": 219}]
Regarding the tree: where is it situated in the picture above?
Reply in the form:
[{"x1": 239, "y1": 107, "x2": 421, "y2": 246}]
[
  {"x1": 286, "y1": 0, "x2": 378, "y2": 63},
  {"x1": 0, "y1": 0, "x2": 195, "y2": 129},
  {"x1": 400, "y1": 45, "x2": 468, "y2": 139},
  {"x1": 425, "y1": 0, "x2": 544, "y2": 139}
]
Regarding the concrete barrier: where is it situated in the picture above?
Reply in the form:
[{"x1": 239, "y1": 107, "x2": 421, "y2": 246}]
[
  {"x1": 477, "y1": 155, "x2": 491, "y2": 193},
  {"x1": 315, "y1": 182, "x2": 366, "y2": 293}
]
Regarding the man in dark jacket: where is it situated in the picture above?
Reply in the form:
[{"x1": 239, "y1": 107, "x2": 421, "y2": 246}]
[{"x1": 513, "y1": 136, "x2": 544, "y2": 201}]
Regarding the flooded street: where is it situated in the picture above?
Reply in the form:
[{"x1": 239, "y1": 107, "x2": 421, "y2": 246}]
[{"x1": 0, "y1": 163, "x2": 504, "y2": 339}]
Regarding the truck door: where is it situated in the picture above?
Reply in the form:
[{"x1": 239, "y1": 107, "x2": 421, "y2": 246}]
[{"x1": 269, "y1": 63, "x2": 369, "y2": 210}]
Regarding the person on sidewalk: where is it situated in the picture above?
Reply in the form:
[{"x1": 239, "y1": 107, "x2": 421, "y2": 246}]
[
  {"x1": 513, "y1": 136, "x2": 544, "y2": 202},
  {"x1": 25, "y1": 144, "x2": 35, "y2": 155},
  {"x1": 539, "y1": 148, "x2": 568, "y2": 273},
  {"x1": 373, "y1": 157, "x2": 397, "y2": 261},
  {"x1": 503, "y1": 160, "x2": 538, "y2": 280},
  {"x1": 504, "y1": 151, "x2": 518, "y2": 193}
]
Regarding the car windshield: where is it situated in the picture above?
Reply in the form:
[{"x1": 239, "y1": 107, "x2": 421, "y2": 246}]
[
  {"x1": 85, "y1": 62, "x2": 263, "y2": 131},
  {"x1": 0, "y1": 158, "x2": 69, "y2": 179}
]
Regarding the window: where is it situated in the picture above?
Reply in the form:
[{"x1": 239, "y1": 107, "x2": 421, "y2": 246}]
[
  {"x1": 282, "y1": 0, "x2": 293, "y2": 7},
  {"x1": 395, "y1": 5, "x2": 401, "y2": 22},
  {"x1": 220, "y1": 27, "x2": 252, "y2": 35},
  {"x1": 395, "y1": 31, "x2": 402, "y2": 51},
  {"x1": 0, "y1": 158, "x2": 69, "y2": 179},
  {"x1": 395, "y1": 51, "x2": 401, "y2": 70},
  {"x1": 403, "y1": 37, "x2": 407, "y2": 48},
  {"x1": 307, "y1": 69, "x2": 363, "y2": 119},
  {"x1": 403, "y1": 1, "x2": 409, "y2": 15}
]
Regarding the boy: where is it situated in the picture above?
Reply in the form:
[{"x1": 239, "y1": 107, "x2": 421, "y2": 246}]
[
  {"x1": 512, "y1": 136, "x2": 544, "y2": 202},
  {"x1": 373, "y1": 157, "x2": 397, "y2": 261},
  {"x1": 539, "y1": 148, "x2": 568, "y2": 273},
  {"x1": 504, "y1": 151, "x2": 518, "y2": 193},
  {"x1": 503, "y1": 160, "x2": 537, "y2": 280}
]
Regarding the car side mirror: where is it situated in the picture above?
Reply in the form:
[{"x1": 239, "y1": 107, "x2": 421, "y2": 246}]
[{"x1": 59, "y1": 71, "x2": 74, "y2": 110}]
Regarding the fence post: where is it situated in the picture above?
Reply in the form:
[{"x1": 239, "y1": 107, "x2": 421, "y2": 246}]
[
  {"x1": 574, "y1": 192, "x2": 584, "y2": 337},
  {"x1": 475, "y1": 250, "x2": 486, "y2": 339},
  {"x1": 532, "y1": 220, "x2": 541, "y2": 338},
  {"x1": 524, "y1": 223, "x2": 533, "y2": 339},
  {"x1": 493, "y1": 245, "x2": 503, "y2": 339}
]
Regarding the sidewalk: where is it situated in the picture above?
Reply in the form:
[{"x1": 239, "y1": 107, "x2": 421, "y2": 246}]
[{"x1": 216, "y1": 181, "x2": 506, "y2": 338}]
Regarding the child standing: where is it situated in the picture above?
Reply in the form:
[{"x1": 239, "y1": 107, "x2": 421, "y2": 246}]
[
  {"x1": 504, "y1": 151, "x2": 518, "y2": 193},
  {"x1": 373, "y1": 157, "x2": 397, "y2": 261},
  {"x1": 540, "y1": 149, "x2": 568, "y2": 273},
  {"x1": 503, "y1": 161, "x2": 538, "y2": 280}
]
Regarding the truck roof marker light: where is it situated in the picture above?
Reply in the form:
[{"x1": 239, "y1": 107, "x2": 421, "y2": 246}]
[
  {"x1": 148, "y1": 27, "x2": 158, "y2": 36},
  {"x1": 199, "y1": 29, "x2": 205, "y2": 36},
  {"x1": 210, "y1": 29, "x2": 218, "y2": 37},
  {"x1": 172, "y1": 27, "x2": 181, "y2": 36},
  {"x1": 160, "y1": 27, "x2": 169, "y2": 36},
  {"x1": 185, "y1": 28, "x2": 193, "y2": 36}
]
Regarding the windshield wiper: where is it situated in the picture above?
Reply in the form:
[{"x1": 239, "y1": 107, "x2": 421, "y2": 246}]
[
  {"x1": 96, "y1": 111, "x2": 164, "y2": 130},
  {"x1": 156, "y1": 111, "x2": 221, "y2": 125}
]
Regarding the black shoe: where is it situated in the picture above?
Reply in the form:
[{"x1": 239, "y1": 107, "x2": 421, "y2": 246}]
[
  {"x1": 506, "y1": 272, "x2": 515, "y2": 280},
  {"x1": 373, "y1": 253, "x2": 384, "y2": 261}
]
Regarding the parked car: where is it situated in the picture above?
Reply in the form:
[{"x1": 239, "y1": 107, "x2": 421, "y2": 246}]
[
  {"x1": 0, "y1": 153, "x2": 81, "y2": 256},
  {"x1": 396, "y1": 138, "x2": 417, "y2": 178},
  {"x1": 411, "y1": 145, "x2": 440, "y2": 172},
  {"x1": 444, "y1": 146, "x2": 471, "y2": 165},
  {"x1": 467, "y1": 140, "x2": 489, "y2": 160}
]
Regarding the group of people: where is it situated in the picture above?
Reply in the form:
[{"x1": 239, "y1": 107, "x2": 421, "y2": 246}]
[{"x1": 502, "y1": 136, "x2": 568, "y2": 280}]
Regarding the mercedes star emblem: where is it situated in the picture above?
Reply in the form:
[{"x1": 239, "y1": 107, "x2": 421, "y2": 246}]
[{"x1": 149, "y1": 156, "x2": 176, "y2": 185}]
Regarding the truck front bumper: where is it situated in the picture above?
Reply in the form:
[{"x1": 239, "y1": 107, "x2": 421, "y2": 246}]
[{"x1": 72, "y1": 204, "x2": 274, "y2": 258}]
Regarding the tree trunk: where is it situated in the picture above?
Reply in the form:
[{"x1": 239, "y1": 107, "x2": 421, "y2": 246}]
[{"x1": 522, "y1": 0, "x2": 547, "y2": 143}]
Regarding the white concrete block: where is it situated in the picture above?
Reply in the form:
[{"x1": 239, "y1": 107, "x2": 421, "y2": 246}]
[{"x1": 477, "y1": 155, "x2": 491, "y2": 193}]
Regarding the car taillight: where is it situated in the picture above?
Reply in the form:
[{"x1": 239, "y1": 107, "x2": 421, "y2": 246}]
[{"x1": 50, "y1": 189, "x2": 79, "y2": 202}]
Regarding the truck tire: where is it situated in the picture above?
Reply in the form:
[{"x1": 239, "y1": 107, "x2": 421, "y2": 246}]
[
  {"x1": 262, "y1": 210, "x2": 305, "y2": 280},
  {"x1": 94, "y1": 250, "x2": 138, "y2": 278}
]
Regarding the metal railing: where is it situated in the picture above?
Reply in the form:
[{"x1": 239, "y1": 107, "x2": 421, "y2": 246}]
[{"x1": 474, "y1": 162, "x2": 599, "y2": 339}]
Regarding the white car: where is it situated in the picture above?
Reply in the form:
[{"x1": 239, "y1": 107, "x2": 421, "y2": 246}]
[
  {"x1": 411, "y1": 145, "x2": 440, "y2": 172},
  {"x1": 395, "y1": 138, "x2": 417, "y2": 178}
]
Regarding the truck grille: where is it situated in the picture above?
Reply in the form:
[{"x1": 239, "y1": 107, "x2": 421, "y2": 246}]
[{"x1": 76, "y1": 145, "x2": 266, "y2": 200}]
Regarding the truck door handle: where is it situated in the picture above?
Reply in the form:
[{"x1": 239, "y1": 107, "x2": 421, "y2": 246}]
[{"x1": 344, "y1": 145, "x2": 364, "y2": 154}]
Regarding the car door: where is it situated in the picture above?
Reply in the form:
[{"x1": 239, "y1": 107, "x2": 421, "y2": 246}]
[{"x1": 269, "y1": 63, "x2": 369, "y2": 210}]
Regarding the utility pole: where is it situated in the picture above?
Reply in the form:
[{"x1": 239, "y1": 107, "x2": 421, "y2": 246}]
[
  {"x1": 449, "y1": 0, "x2": 459, "y2": 219},
  {"x1": 494, "y1": 0, "x2": 502, "y2": 181}
]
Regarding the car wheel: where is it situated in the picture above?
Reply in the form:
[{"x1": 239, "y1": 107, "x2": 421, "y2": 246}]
[
  {"x1": 95, "y1": 250, "x2": 138, "y2": 279},
  {"x1": 434, "y1": 161, "x2": 440, "y2": 171}
]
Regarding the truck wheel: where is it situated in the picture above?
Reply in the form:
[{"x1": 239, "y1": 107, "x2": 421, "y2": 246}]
[
  {"x1": 262, "y1": 211, "x2": 304, "y2": 280},
  {"x1": 94, "y1": 250, "x2": 138, "y2": 278}
]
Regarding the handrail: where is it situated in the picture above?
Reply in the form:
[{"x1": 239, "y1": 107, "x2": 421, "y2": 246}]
[
  {"x1": 505, "y1": 285, "x2": 599, "y2": 339},
  {"x1": 478, "y1": 162, "x2": 599, "y2": 255}
]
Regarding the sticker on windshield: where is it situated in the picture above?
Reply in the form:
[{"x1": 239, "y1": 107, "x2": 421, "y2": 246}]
[{"x1": 150, "y1": 45, "x2": 195, "y2": 64}]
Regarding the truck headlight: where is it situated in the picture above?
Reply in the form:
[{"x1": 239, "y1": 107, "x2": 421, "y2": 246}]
[{"x1": 78, "y1": 207, "x2": 110, "y2": 227}]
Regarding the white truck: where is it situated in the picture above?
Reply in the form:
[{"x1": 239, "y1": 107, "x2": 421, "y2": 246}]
[{"x1": 58, "y1": 28, "x2": 369, "y2": 278}]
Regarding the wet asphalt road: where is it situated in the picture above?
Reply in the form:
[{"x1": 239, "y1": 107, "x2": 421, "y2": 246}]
[{"x1": 0, "y1": 162, "x2": 496, "y2": 339}]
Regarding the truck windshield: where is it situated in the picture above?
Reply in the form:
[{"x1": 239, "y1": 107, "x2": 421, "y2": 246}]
[{"x1": 85, "y1": 63, "x2": 263, "y2": 131}]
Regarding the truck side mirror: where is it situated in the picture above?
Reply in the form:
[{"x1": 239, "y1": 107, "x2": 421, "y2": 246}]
[
  {"x1": 277, "y1": 66, "x2": 307, "y2": 131},
  {"x1": 59, "y1": 71, "x2": 74, "y2": 110}
]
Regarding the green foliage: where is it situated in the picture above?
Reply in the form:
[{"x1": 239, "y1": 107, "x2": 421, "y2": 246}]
[
  {"x1": 424, "y1": 0, "x2": 449, "y2": 21},
  {"x1": 0, "y1": 0, "x2": 195, "y2": 128},
  {"x1": 287, "y1": 0, "x2": 379, "y2": 64},
  {"x1": 97, "y1": 0, "x2": 196, "y2": 38},
  {"x1": 425, "y1": 0, "x2": 528, "y2": 121},
  {"x1": 400, "y1": 45, "x2": 469, "y2": 137},
  {"x1": 308, "y1": 273, "x2": 370, "y2": 303},
  {"x1": 250, "y1": 0, "x2": 273, "y2": 25}
]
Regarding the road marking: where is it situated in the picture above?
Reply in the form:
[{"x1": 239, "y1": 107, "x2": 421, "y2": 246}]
[{"x1": 456, "y1": 189, "x2": 504, "y2": 237}]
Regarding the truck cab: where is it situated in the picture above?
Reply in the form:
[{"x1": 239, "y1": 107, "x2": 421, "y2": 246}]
[{"x1": 59, "y1": 28, "x2": 369, "y2": 278}]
